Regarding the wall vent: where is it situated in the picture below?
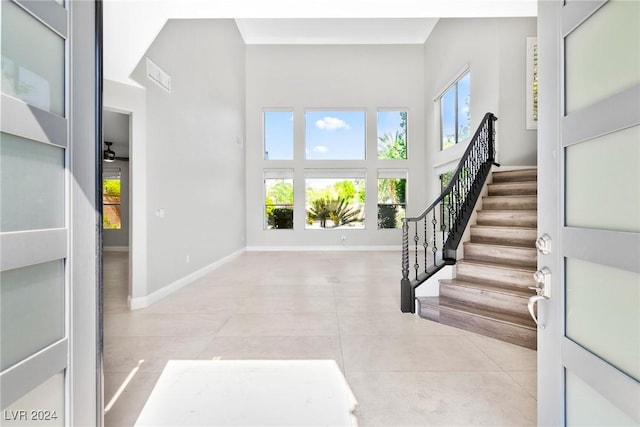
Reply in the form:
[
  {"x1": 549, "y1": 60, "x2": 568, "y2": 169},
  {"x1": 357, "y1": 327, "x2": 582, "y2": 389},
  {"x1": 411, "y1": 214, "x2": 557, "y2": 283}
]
[{"x1": 146, "y1": 58, "x2": 171, "y2": 93}]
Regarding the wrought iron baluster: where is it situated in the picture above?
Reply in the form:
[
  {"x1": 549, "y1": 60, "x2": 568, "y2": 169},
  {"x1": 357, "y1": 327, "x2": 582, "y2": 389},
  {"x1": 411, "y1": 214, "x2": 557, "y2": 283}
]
[
  {"x1": 432, "y1": 210, "x2": 438, "y2": 265},
  {"x1": 413, "y1": 222, "x2": 419, "y2": 281},
  {"x1": 399, "y1": 113, "x2": 498, "y2": 313},
  {"x1": 423, "y1": 219, "x2": 428, "y2": 272},
  {"x1": 401, "y1": 218, "x2": 409, "y2": 281}
]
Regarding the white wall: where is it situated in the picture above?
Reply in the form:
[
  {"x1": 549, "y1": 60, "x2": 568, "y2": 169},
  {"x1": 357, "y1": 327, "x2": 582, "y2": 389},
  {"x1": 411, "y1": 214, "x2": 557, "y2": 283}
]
[
  {"x1": 245, "y1": 44, "x2": 426, "y2": 248},
  {"x1": 131, "y1": 19, "x2": 246, "y2": 295},
  {"x1": 423, "y1": 18, "x2": 537, "y2": 199}
]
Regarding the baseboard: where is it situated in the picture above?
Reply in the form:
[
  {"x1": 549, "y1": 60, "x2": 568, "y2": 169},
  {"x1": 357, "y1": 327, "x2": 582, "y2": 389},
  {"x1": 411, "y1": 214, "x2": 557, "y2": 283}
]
[
  {"x1": 104, "y1": 246, "x2": 129, "y2": 252},
  {"x1": 129, "y1": 248, "x2": 246, "y2": 310},
  {"x1": 246, "y1": 245, "x2": 401, "y2": 252}
]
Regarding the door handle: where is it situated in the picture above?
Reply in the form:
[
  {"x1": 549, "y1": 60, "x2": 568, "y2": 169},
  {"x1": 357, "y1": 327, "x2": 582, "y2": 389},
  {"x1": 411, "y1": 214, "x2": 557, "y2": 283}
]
[
  {"x1": 528, "y1": 295, "x2": 547, "y2": 329},
  {"x1": 528, "y1": 267, "x2": 551, "y2": 328}
]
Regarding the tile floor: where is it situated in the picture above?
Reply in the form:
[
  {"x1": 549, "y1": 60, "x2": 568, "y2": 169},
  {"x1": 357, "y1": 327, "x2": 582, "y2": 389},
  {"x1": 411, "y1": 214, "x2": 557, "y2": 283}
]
[{"x1": 103, "y1": 251, "x2": 537, "y2": 426}]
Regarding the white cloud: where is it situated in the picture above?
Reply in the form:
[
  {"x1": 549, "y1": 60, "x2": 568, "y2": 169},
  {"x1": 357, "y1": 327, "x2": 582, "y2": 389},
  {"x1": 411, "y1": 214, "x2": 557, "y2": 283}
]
[
  {"x1": 312, "y1": 145, "x2": 329, "y2": 153},
  {"x1": 315, "y1": 116, "x2": 350, "y2": 131}
]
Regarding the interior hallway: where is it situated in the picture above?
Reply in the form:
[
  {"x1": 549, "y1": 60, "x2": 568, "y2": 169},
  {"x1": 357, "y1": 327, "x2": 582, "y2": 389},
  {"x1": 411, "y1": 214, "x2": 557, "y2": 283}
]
[{"x1": 103, "y1": 251, "x2": 536, "y2": 426}]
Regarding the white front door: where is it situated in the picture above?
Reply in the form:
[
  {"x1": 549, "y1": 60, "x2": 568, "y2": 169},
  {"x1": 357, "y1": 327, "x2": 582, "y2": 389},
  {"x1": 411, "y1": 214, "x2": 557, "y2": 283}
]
[
  {"x1": 0, "y1": 0, "x2": 100, "y2": 425},
  {"x1": 537, "y1": 0, "x2": 640, "y2": 425}
]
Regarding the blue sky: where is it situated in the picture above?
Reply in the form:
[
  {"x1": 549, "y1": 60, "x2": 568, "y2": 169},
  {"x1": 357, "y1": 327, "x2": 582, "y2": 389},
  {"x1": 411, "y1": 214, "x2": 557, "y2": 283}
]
[
  {"x1": 441, "y1": 72, "x2": 471, "y2": 146},
  {"x1": 264, "y1": 111, "x2": 293, "y2": 159},
  {"x1": 264, "y1": 110, "x2": 409, "y2": 159},
  {"x1": 305, "y1": 111, "x2": 366, "y2": 160},
  {"x1": 376, "y1": 111, "x2": 405, "y2": 138}
]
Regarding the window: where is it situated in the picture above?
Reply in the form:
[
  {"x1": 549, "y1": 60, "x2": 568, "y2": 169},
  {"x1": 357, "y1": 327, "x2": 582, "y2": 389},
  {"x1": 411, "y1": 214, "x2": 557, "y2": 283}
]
[
  {"x1": 264, "y1": 170, "x2": 294, "y2": 230},
  {"x1": 264, "y1": 111, "x2": 293, "y2": 160},
  {"x1": 305, "y1": 111, "x2": 366, "y2": 160},
  {"x1": 377, "y1": 170, "x2": 407, "y2": 229},
  {"x1": 440, "y1": 71, "x2": 471, "y2": 150},
  {"x1": 103, "y1": 169, "x2": 121, "y2": 229},
  {"x1": 305, "y1": 170, "x2": 365, "y2": 229},
  {"x1": 377, "y1": 110, "x2": 407, "y2": 159}
]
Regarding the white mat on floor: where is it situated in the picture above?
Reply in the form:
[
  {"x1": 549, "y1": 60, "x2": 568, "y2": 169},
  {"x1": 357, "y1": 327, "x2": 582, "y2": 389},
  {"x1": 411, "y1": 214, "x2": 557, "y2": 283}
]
[{"x1": 134, "y1": 360, "x2": 358, "y2": 426}]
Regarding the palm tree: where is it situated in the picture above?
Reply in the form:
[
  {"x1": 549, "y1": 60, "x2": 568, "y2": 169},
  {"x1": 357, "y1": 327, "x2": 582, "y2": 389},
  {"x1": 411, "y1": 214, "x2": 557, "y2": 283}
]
[
  {"x1": 308, "y1": 198, "x2": 330, "y2": 228},
  {"x1": 378, "y1": 130, "x2": 406, "y2": 159},
  {"x1": 328, "y1": 198, "x2": 361, "y2": 227}
]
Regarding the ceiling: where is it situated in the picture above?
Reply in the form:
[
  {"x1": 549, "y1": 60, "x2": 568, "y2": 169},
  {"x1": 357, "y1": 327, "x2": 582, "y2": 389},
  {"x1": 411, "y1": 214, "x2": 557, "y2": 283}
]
[{"x1": 103, "y1": 0, "x2": 537, "y2": 85}]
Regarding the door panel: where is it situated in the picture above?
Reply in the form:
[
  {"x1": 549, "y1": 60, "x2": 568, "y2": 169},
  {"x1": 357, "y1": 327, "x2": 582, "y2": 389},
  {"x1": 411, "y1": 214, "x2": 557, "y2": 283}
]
[
  {"x1": 0, "y1": 261, "x2": 65, "y2": 371},
  {"x1": 1, "y1": 372, "x2": 65, "y2": 427},
  {"x1": 0, "y1": 0, "x2": 69, "y2": 416},
  {"x1": 537, "y1": 0, "x2": 640, "y2": 424},
  {"x1": 565, "y1": 125, "x2": 640, "y2": 232},
  {"x1": 0, "y1": 132, "x2": 65, "y2": 232},
  {"x1": 565, "y1": 257, "x2": 640, "y2": 381},
  {"x1": 564, "y1": 0, "x2": 640, "y2": 114},
  {"x1": 566, "y1": 371, "x2": 637, "y2": 427},
  {"x1": 1, "y1": 0, "x2": 66, "y2": 116}
]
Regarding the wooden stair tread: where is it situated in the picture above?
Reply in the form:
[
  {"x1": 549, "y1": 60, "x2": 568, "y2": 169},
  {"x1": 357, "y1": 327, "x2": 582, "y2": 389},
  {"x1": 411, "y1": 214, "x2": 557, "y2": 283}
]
[
  {"x1": 492, "y1": 169, "x2": 537, "y2": 183},
  {"x1": 471, "y1": 224, "x2": 537, "y2": 231},
  {"x1": 477, "y1": 209, "x2": 537, "y2": 214},
  {"x1": 458, "y1": 258, "x2": 537, "y2": 272},
  {"x1": 439, "y1": 278, "x2": 533, "y2": 298},
  {"x1": 464, "y1": 241, "x2": 536, "y2": 251},
  {"x1": 418, "y1": 296, "x2": 536, "y2": 330}
]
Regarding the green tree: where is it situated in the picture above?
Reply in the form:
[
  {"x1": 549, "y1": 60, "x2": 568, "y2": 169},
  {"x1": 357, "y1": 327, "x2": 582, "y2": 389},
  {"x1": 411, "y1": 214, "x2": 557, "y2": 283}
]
[
  {"x1": 333, "y1": 180, "x2": 356, "y2": 203},
  {"x1": 103, "y1": 179, "x2": 121, "y2": 195},
  {"x1": 378, "y1": 130, "x2": 406, "y2": 160},
  {"x1": 267, "y1": 181, "x2": 293, "y2": 204}
]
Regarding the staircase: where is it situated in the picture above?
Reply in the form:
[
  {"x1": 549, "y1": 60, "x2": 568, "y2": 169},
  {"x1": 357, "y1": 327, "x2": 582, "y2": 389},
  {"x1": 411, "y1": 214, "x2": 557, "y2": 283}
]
[{"x1": 417, "y1": 168, "x2": 538, "y2": 350}]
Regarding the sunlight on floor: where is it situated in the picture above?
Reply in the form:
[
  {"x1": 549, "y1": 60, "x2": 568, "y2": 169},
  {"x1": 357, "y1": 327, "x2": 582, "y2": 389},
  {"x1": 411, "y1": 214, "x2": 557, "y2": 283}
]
[
  {"x1": 133, "y1": 360, "x2": 358, "y2": 426},
  {"x1": 105, "y1": 359, "x2": 145, "y2": 413}
]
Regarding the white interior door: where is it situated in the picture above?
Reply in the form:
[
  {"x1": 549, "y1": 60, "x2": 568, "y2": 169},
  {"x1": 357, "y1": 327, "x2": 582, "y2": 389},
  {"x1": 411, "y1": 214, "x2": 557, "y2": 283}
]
[{"x1": 537, "y1": 0, "x2": 640, "y2": 425}]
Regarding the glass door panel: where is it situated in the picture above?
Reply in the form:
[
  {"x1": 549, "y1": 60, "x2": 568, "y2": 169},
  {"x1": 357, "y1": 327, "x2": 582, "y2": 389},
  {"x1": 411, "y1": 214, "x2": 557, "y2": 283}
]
[
  {"x1": 0, "y1": 261, "x2": 65, "y2": 371},
  {"x1": 565, "y1": 125, "x2": 640, "y2": 233},
  {"x1": 0, "y1": 132, "x2": 65, "y2": 232},
  {"x1": 565, "y1": 258, "x2": 640, "y2": 381},
  {"x1": 565, "y1": 0, "x2": 640, "y2": 114},
  {"x1": 1, "y1": 372, "x2": 65, "y2": 426},
  {"x1": 566, "y1": 371, "x2": 637, "y2": 426},
  {"x1": 1, "y1": 1, "x2": 65, "y2": 116}
]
